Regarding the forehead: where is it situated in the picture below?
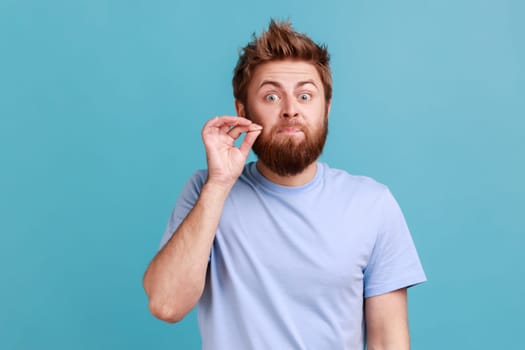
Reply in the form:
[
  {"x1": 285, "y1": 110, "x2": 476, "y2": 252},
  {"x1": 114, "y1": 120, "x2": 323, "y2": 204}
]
[{"x1": 249, "y1": 60, "x2": 322, "y2": 88}]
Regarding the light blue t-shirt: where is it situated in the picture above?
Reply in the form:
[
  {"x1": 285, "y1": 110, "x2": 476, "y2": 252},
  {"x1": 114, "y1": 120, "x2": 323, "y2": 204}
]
[{"x1": 160, "y1": 162, "x2": 426, "y2": 349}]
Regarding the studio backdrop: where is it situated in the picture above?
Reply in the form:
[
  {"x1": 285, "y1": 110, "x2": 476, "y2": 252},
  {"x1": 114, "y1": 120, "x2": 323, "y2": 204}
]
[{"x1": 1, "y1": 0, "x2": 523, "y2": 349}]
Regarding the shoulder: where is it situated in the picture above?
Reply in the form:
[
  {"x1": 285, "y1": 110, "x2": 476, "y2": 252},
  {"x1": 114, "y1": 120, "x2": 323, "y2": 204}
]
[
  {"x1": 188, "y1": 169, "x2": 208, "y2": 186},
  {"x1": 320, "y1": 163, "x2": 389, "y2": 198},
  {"x1": 177, "y1": 169, "x2": 208, "y2": 200}
]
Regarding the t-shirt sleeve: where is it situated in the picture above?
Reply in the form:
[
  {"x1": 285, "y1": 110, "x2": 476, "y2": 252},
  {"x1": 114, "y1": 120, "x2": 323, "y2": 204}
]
[
  {"x1": 363, "y1": 188, "x2": 427, "y2": 298},
  {"x1": 158, "y1": 170, "x2": 207, "y2": 250}
]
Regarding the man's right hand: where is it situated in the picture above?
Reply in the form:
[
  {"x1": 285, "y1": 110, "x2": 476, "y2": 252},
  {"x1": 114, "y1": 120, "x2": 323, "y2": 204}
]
[
  {"x1": 201, "y1": 116, "x2": 262, "y2": 188},
  {"x1": 144, "y1": 117, "x2": 261, "y2": 323}
]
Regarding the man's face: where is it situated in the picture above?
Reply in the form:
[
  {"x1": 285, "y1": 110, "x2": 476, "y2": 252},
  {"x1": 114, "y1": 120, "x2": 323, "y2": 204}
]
[{"x1": 237, "y1": 59, "x2": 331, "y2": 176}]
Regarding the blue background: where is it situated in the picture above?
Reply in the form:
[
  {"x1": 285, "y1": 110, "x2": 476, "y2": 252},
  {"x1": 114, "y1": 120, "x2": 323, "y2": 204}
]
[{"x1": 1, "y1": 0, "x2": 523, "y2": 349}]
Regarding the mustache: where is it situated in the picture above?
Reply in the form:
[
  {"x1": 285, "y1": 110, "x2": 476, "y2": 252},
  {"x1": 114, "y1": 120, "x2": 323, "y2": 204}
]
[{"x1": 273, "y1": 121, "x2": 305, "y2": 130}]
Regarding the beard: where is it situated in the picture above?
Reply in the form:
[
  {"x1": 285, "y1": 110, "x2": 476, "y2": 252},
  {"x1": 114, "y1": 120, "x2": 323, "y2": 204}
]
[{"x1": 248, "y1": 109, "x2": 329, "y2": 177}]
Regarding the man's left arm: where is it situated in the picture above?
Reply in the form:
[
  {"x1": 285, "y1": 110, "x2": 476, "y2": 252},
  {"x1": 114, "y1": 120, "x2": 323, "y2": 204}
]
[{"x1": 365, "y1": 288, "x2": 410, "y2": 350}]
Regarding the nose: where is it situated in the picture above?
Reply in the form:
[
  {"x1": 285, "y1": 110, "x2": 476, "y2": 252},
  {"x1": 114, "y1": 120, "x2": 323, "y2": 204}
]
[{"x1": 281, "y1": 97, "x2": 299, "y2": 119}]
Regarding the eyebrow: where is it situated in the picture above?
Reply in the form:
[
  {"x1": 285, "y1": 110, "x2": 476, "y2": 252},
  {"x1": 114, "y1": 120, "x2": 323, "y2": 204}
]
[{"x1": 258, "y1": 79, "x2": 319, "y2": 90}]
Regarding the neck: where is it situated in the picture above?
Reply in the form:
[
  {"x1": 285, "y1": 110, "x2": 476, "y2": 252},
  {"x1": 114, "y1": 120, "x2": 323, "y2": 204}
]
[{"x1": 255, "y1": 161, "x2": 318, "y2": 187}]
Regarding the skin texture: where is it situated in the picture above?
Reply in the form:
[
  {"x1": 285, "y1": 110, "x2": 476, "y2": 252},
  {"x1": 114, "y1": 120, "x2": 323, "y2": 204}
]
[
  {"x1": 239, "y1": 60, "x2": 329, "y2": 178},
  {"x1": 366, "y1": 288, "x2": 410, "y2": 350},
  {"x1": 143, "y1": 59, "x2": 411, "y2": 348},
  {"x1": 236, "y1": 59, "x2": 330, "y2": 186}
]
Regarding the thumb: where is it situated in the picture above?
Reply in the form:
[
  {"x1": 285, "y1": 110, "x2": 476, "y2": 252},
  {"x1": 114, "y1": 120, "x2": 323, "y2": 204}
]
[{"x1": 239, "y1": 127, "x2": 262, "y2": 158}]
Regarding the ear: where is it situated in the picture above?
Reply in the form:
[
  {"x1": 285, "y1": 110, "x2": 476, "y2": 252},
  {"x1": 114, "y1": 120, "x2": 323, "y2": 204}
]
[
  {"x1": 326, "y1": 100, "x2": 332, "y2": 118},
  {"x1": 235, "y1": 100, "x2": 246, "y2": 118}
]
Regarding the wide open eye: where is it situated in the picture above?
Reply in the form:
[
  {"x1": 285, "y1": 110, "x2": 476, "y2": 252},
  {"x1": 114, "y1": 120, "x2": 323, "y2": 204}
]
[
  {"x1": 299, "y1": 93, "x2": 312, "y2": 101},
  {"x1": 265, "y1": 93, "x2": 280, "y2": 102}
]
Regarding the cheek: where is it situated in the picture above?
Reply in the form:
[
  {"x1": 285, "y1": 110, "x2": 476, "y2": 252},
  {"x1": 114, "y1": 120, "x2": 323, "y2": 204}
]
[{"x1": 248, "y1": 104, "x2": 278, "y2": 125}]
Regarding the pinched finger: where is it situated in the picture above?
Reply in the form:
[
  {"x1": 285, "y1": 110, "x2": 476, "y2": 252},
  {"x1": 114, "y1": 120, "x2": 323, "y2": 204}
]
[
  {"x1": 239, "y1": 126, "x2": 262, "y2": 157},
  {"x1": 226, "y1": 123, "x2": 260, "y2": 140},
  {"x1": 203, "y1": 116, "x2": 253, "y2": 138},
  {"x1": 204, "y1": 116, "x2": 252, "y2": 130}
]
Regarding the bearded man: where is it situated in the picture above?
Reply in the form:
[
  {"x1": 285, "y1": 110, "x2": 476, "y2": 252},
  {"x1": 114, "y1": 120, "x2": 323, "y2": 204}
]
[{"x1": 143, "y1": 20, "x2": 426, "y2": 350}]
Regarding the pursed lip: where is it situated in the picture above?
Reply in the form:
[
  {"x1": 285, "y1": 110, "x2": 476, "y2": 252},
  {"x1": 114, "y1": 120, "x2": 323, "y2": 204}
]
[{"x1": 277, "y1": 126, "x2": 303, "y2": 134}]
